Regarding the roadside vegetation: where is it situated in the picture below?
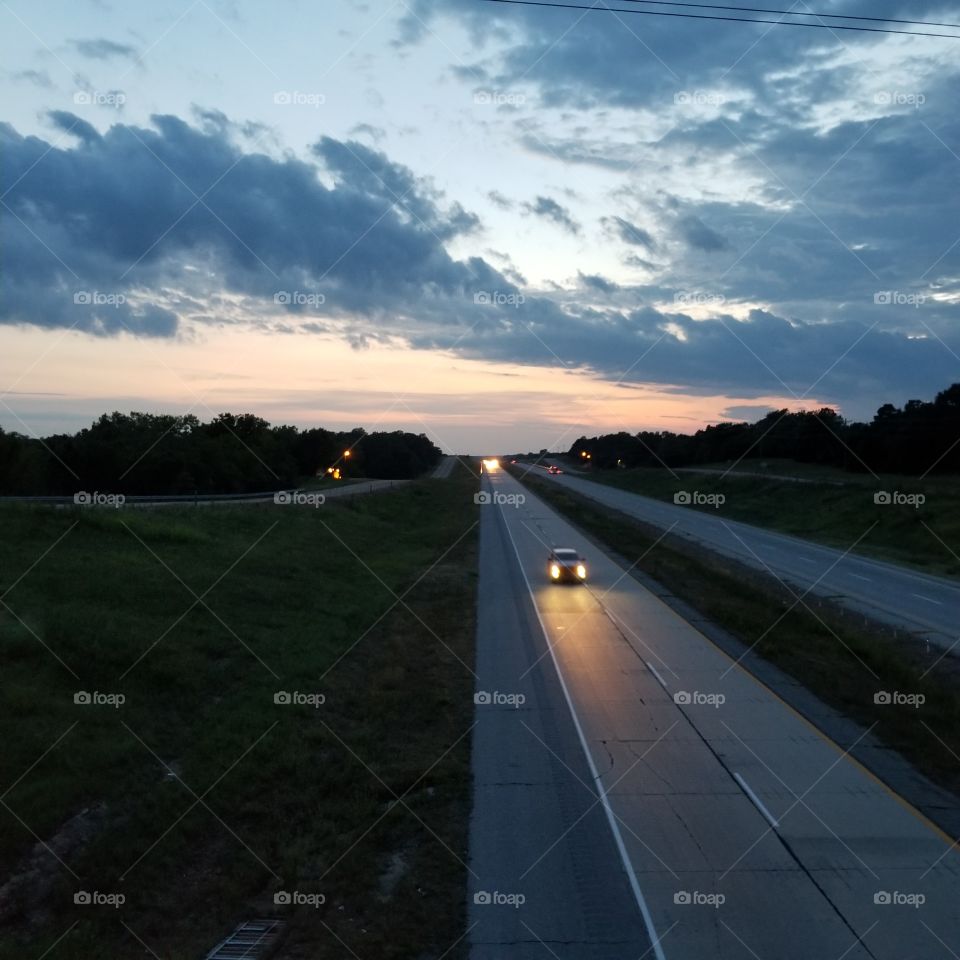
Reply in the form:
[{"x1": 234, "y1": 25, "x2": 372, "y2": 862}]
[
  {"x1": 561, "y1": 462, "x2": 960, "y2": 578},
  {"x1": 0, "y1": 412, "x2": 442, "y2": 496},
  {"x1": 0, "y1": 463, "x2": 478, "y2": 959},
  {"x1": 516, "y1": 470, "x2": 960, "y2": 810}
]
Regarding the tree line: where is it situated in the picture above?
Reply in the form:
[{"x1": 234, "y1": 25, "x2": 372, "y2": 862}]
[
  {"x1": 567, "y1": 383, "x2": 960, "y2": 475},
  {"x1": 0, "y1": 412, "x2": 443, "y2": 496}
]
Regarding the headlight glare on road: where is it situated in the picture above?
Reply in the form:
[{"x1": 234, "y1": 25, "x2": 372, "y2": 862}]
[
  {"x1": 550, "y1": 564, "x2": 560, "y2": 579},
  {"x1": 576, "y1": 564, "x2": 586, "y2": 579}
]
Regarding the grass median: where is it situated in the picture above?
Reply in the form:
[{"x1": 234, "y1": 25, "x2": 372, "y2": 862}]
[
  {"x1": 0, "y1": 464, "x2": 479, "y2": 959},
  {"x1": 516, "y1": 470, "x2": 960, "y2": 810},
  {"x1": 564, "y1": 462, "x2": 960, "y2": 578}
]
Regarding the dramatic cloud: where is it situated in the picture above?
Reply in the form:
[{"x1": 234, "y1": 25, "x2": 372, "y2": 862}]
[
  {"x1": 521, "y1": 195, "x2": 581, "y2": 234},
  {"x1": 602, "y1": 215, "x2": 657, "y2": 252},
  {"x1": 70, "y1": 38, "x2": 139, "y2": 61},
  {"x1": 2, "y1": 101, "x2": 957, "y2": 420}
]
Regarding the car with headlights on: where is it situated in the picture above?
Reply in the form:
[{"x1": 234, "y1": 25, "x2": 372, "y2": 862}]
[{"x1": 548, "y1": 548, "x2": 587, "y2": 583}]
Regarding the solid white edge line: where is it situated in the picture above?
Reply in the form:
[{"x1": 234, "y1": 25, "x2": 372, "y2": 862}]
[
  {"x1": 498, "y1": 498, "x2": 668, "y2": 960},
  {"x1": 733, "y1": 772, "x2": 780, "y2": 830}
]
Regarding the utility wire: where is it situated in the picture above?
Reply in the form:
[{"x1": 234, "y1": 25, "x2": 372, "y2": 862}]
[
  {"x1": 477, "y1": 0, "x2": 960, "y2": 38},
  {"x1": 617, "y1": 0, "x2": 960, "y2": 30}
]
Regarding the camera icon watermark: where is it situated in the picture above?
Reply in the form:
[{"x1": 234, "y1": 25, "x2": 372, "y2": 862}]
[
  {"x1": 473, "y1": 290, "x2": 525, "y2": 308},
  {"x1": 674, "y1": 90, "x2": 726, "y2": 107},
  {"x1": 873, "y1": 490, "x2": 924, "y2": 508},
  {"x1": 874, "y1": 690, "x2": 925, "y2": 708},
  {"x1": 74, "y1": 890, "x2": 125, "y2": 907},
  {"x1": 74, "y1": 690, "x2": 125, "y2": 708},
  {"x1": 274, "y1": 890, "x2": 325, "y2": 907},
  {"x1": 73, "y1": 290, "x2": 126, "y2": 308},
  {"x1": 674, "y1": 691, "x2": 725, "y2": 708},
  {"x1": 874, "y1": 90, "x2": 925, "y2": 108},
  {"x1": 474, "y1": 491, "x2": 525, "y2": 507},
  {"x1": 674, "y1": 291, "x2": 726, "y2": 308},
  {"x1": 274, "y1": 290, "x2": 326, "y2": 307},
  {"x1": 474, "y1": 890, "x2": 525, "y2": 907},
  {"x1": 873, "y1": 290, "x2": 925, "y2": 308},
  {"x1": 74, "y1": 491, "x2": 126, "y2": 508},
  {"x1": 673, "y1": 490, "x2": 725, "y2": 508},
  {"x1": 473, "y1": 90, "x2": 526, "y2": 107},
  {"x1": 273, "y1": 90, "x2": 325, "y2": 107},
  {"x1": 73, "y1": 89, "x2": 126, "y2": 108},
  {"x1": 674, "y1": 890, "x2": 725, "y2": 908},
  {"x1": 274, "y1": 690, "x2": 326, "y2": 708},
  {"x1": 274, "y1": 491, "x2": 325, "y2": 508},
  {"x1": 474, "y1": 690, "x2": 526, "y2": 708},
  {"x1": 874, "y1": 890, "x2": 925, "y2": 908}
]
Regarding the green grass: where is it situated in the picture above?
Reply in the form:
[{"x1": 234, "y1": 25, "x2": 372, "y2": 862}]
[
  {"x1": 518, "y1": 471, "x2": 960, "y2": 809},
  {"x1": 565, "y1": 463, "x2": 960, "y2": 578},
  {"x1": 0, "y1": 465, "x2": 479, "y2": 959}
]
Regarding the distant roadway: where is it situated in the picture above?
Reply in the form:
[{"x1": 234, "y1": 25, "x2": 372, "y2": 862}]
[{"x1": 532, "y1": 464, "x2": 959, "y2": 652}]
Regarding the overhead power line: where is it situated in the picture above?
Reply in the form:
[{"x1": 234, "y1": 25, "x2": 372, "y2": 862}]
[
  {"x1": 476, "y1": 0, "x2": 960, "y2": 38},
  {"x1": 617, "y1": 0, "x2": 960, "y2": 30}
]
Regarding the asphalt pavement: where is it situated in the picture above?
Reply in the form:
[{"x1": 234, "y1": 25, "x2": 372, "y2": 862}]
[{"x1": 468, "y1": 466, "x2": 960, "y2": 959}]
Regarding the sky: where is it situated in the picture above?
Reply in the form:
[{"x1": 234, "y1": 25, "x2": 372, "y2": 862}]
[{"x1": 1, "y1": 0, "x2": 958, "y2": 454}]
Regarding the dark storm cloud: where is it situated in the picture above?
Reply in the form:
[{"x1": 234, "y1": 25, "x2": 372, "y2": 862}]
[
  {"x1": 2, "y1": 107, "x2": 957, "y2": 418},
  {"x1": 70, "y1": 38, "x2": 139, "y2": 61},
  {"x1": 579, "y1": 272, "x2": 620, "y2": 295},
  {"x1": 0, "y1": 113, "x2": 497, "y2": 337},
  {"x1": 602, "y1": 215, "x2": 657, "y2": 252},
  {"x1": 677, "y1": 214, "x2": 728, "y2": 252},
  {"x1": 521, "y1": 195, "x2": 580, "y2": 234},
  {"x1": 47, "y1": 110, "x2": 102, "y2": 143}
]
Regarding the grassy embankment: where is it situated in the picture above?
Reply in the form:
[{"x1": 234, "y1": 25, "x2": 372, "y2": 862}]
[
  {"x1": 566, "y1": 459, "x2": 960, "y2": 578},
  {"x1": 0, "y1": 462, "x2": 479, "y2": 959}
]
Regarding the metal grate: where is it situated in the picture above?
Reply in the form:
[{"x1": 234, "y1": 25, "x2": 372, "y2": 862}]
[{"x1": 205, "y1": 918, "x2": 284, "y2": 959}]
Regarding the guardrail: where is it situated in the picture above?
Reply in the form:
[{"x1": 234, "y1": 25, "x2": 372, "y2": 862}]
[{"x1": 0, "y1": 490, "x2": 293, "y2": 505}]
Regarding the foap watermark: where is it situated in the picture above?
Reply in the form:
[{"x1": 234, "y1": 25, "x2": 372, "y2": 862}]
[
  {"x1": 874, "y1": 691, "x2": 925, "y2": 709},
  {"x1": 74, "y1": 290, "x2": 126, "y2": 307},
  {"x1": 74, "y1": 491, "x2": 126, "y2": 508},
  {"x1": 74, "y1": 890, "x2": 124, "y2": 908},
  {"x1": 475, "y1": 690, "x2": 526, "y2": 708},
  {"x1": 473, "y1": 290, "x2": 525, "y2": 308},
  {"x1": 674, "y1": 90, "x2": 726, "y2": 107},
  {"x1": 274, "y1": 491, "x2": 325, "y2": 508},
  {"x1": 674, "y1": 691, "x2": 725, "y2": 708},
  {"x1": 474, "y1": 491, "x2": 525, "y2": 508},
  {"x1": 874, "y1": 90, "x2": 925, "y2": 108},
  {"x1": 274, "y1": 290, "x2": 325, "y2": 307},
  {"x1": 874, "y1": 290, "x2": 926, "y2": 308},
  {"x1": 674, "y1": 291, "x2": 726, "y2": 308},
  {"x1": 474, "y1": 890, "x2": 525, "y2": 908},
  {"x1": 473, "y1": 90, "x2": 526, "y2": 107},
  {"x1": 674, "y1": 890, "x2": 725, "y2": 908},
  {"x1": 874, "y1": 890, "x2": 925, "y2": 908},
  {"x1": 674, "y1": 491, "x2": 725, "y2": 509},
  {"x1": 274, "y1": 691, "x2": 326, "y2": 708},
  {"x1": 274, "y1": 890, "x2": 325, "y2": 907},
  {"x1": 273, "y1": 90, "x2": 325, "y2": 107},
  {"x1": 874, "y1": 491, "x2": 925, "y2": 508},
  {"x1": 73, "y1": 89, "x2": 126, "y2": 108},
  {"x1": 74, "y1": 690, "x2": 125, "y2": 708}
]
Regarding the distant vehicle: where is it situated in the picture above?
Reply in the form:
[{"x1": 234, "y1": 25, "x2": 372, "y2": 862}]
[
  {"x1": 548, "y1": 547, "x2": 587, "y2": 583},
  {"x1": 547, "y1": 465, "x2": 563, "y2": 474}
]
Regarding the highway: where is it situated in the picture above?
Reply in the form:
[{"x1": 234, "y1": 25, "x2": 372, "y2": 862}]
[
  {"x1": 533, "y1": 465, "x2": 960, "y2": 652},
  {"x1": 469, "y1": 466, "x2": 960, "y2": 959}
]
